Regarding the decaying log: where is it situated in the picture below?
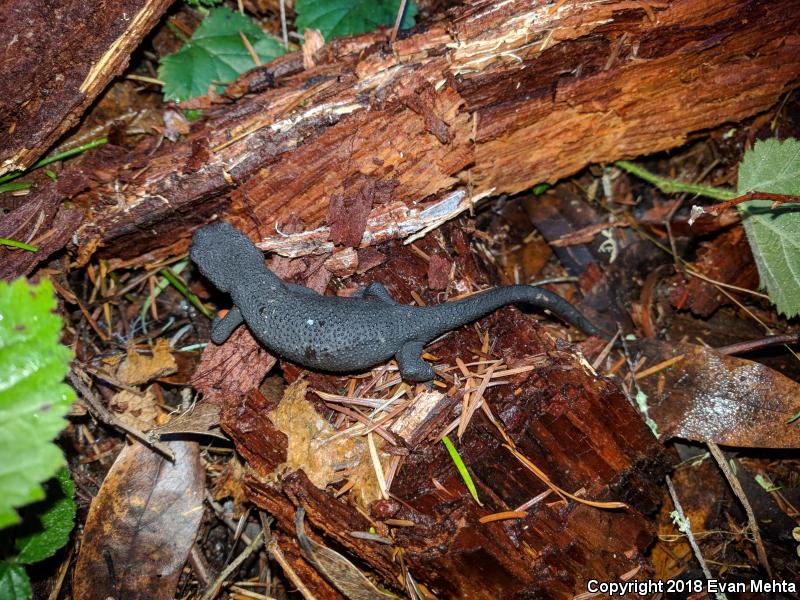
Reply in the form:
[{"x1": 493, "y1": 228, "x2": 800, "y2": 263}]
[
  {"x1": 218, "y1": 223, "x2": 673, "y2": 598},
  {"x1": 68, "y1": 0, "x2": 800, "y2": 266},
  {"x1": 0, "y1": 0, "x2": 173, "y2": 175}
]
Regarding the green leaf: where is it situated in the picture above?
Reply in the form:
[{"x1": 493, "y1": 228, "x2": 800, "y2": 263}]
[
  {"x1": 0, "y1": 562, "x2": 31, "y2": 600},
  {"x1": 0, "y1": 239, "x2": 37, "y2": 252},
  {"x1": 14, "y1": 468, "x2": 75, "y2": 564},
  {"x1": 0, "y1": 182, "x2": 32, "y2": 195},
  {"x1": 0, "y1": 279, "x2": 75, "y2": 529},
  {"x1": 182, "y1": 108, "x2": 205, "y2": 122},
  {"x1": 532, "y1": 183, "x2": 550, "y2": 196},
  {"x1": 737, "y1": 138, "x2": 800, "y2": 317},
  {"x1": 158, "y1": 7, "x2": 285, "y2": 102},
  {"x1": 441, "y1": 435, "x2": 483, "y2": 506},
  {"x1": 295, "y1": 0, "x2": 416, "y2": 41}
]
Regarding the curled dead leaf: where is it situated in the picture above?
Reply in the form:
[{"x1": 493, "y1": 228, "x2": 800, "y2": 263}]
[
  {"x1": 295, "y1": 508, "x2": 395, "y2": 599},
  {"x1": 634, "y1": 339, "x2": 800, "y2": 448},
  {"x1": 73, "y1": 441, "x2": 204, "y2": 600},
  {"x1": 116, "y1": 338, "x2": 177, "y2": 385}
]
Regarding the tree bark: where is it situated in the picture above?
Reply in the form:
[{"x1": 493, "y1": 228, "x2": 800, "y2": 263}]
[
  {"x1": 69, "y1": 0, "x2": 800, "y2": 267},
  {"x1": 0, "y1": 0, "x2": 174, "y2": 175}
]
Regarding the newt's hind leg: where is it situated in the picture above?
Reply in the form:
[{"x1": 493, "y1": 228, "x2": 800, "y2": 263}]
[
  {"x1": 354, "y1": 282, "x2": 395, "y2": 304},
  {"x1": 396, "y1": 340, "x2": 435, "y2": 382},
  {"x1": 211, "y1": 305, "x2": 244, "y2": 344}
]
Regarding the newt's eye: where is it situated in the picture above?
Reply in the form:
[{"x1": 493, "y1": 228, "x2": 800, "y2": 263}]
[{"x1": 260, "y1": 307, "x2": 269, "y2": 319}]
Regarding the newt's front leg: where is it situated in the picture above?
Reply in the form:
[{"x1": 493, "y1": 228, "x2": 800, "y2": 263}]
[{"x1": 211, "y1": 305, "x2": 244, "y2": 344}]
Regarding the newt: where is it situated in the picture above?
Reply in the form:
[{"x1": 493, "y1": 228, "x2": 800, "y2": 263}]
[{"x1": 190, "y1": 221, "x2": 610, "y2": 382}]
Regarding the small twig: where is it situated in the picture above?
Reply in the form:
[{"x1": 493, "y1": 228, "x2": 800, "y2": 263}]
[
  {"x1": 634, "y1": 354, "x2": 685, "y2": 380},
  {"x1": 529, "y1": 275, "x2": 579, "y2": 286},
  {"x1": 715, "y1": 333, "x2": 800, "y2": 355},
  {"x1": 707, "y1": 442, "x2": 773, "y2": 579},
  {"x1": 279, "y1": 0, "x2": 289, "y2": 49},
  {"x1": 165, "y1": 19, "x2": 191, "y2": 44},
  {"x1": 205, "y1": 491, "x2": 253, "y2": 545},
  {"x1": 68, "y1": 368, "x2": 175, "y2": 460},
  {"x1": 229, "y1": 585, "x2": 277, "y2": 600},
  {"x1": 81, "y1": 365, "x2": 147, "y2": 397},
  {"x1": 46, "y1": 544, "x2": 74, "y2": 600},
  {"x1": 390, "y1": 0, "x2": 409, "y2": 44},
  {"x1": 222, "y1": 508, "x2": 252, "y2": 570},
  {"x1": 239, "y1": 31, "x2": 261, "y2": 66},
  {"x1": 665, "y1": 475, "x2": 724, "y2": 599},
  {"x1": 52, "y1": 281, "x2": 109, "y2": 342},
  {"x1": 188, "y1": 544, "x2": 213, "y2": 589},
  {"x1": 591, "y1": 329, "x2": 620, "y2": 372},
  {"x1": 622, "y1": 216, "x2": 777, "y2": 338},
  {"x1": 126, "y1": 74, "x2": 165, "y2": 86},
  {"x1": 266, "y1": 536, "x2": 318, "y2": 600},
  {"x1": 367, "y1": 432, "x2": 389, "y2": 500},
  {"x1": 201, "y1": 528, "x2": 265, "y2": 600},
  {"x1": 691, "y1": 190, "x2": 800, "y2": 221},
  {"x1": 505, "y1": 443, "x2": 628, "y2": 510},
  {"x1": 665, "y1": 194, "x2": 687, "y2": 278}
]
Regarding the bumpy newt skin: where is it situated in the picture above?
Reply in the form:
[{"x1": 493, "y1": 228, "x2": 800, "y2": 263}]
[{"x1": 190, "y1": 222, "x2": 609, "y2": 382}]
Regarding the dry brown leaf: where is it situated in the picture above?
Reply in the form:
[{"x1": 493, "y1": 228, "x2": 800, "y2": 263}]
[
  {"x1": 116, "y1": 338, "x2": 177, "y2": 385},
  {"x1": 73, "y1": 441, "x2": 204, "y2": 600},
  {"x1": 650, "y1": 459, "x2": 724, "y2": 580},
  {"x1": 154, "y1": 401, "x2": 226, "y2": 441},
  {"x1": 295, "y1": 508, "x2": 394, "y2": 600},
  {"x1": 108, "y1": 388, "x2": 161, "y2": 432},
  {"x1": 634, "y1": 339, "x2": 800, "y2": 448}
]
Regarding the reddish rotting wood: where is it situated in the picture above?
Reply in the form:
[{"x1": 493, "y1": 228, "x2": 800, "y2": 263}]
[
  {"x1": 62, "y1": 0, "x2": 800, "y2": 269},
  {"x1": 668, "y1": 226, "x2": 759, "y2": 317},
  {"x1": 0, "y1": 0, "x2": 173, "y2": 175},
  {"x1": 220, "y1": 223, "x2": 673, "y2": 598}
]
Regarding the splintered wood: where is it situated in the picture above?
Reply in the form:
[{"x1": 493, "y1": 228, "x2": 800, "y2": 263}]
[{"x1": 34, "y1": 0, "x2": 795, "y2": 271}]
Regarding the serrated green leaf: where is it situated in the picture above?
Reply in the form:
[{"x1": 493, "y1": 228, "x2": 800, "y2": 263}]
[
  {"x1": 158, "y1": 7, "x2": 285, "y2": 102},
  {"x1": 0, "y1": 562, "x2": 31, "y2": 600},
  {"x1": 295, "y1": 0, "x2": 416, "y2": 41},
  {"x1": 14, "y1": 468, "x2": 75, "y2": 564},
  {"x1": 0, "y1": 279, "x2": 75, "y2": 529},
  {"x1": 737, "y1": 138, "x2": 800, "y2": 317}
]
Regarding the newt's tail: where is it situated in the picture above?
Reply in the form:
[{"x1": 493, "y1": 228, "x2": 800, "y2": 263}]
[{"x1": 418, "y1": 285, "x2": 611, "y2": 342}]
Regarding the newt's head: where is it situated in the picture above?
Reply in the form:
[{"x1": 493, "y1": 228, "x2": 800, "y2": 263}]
[{"x1": 190, "y1": 221, "x2": 265, "y2": 293}]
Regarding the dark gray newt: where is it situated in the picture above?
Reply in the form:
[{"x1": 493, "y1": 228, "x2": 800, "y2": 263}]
[{"x1": 190, "y1": 221, "x2": 611, "y2": 382}]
